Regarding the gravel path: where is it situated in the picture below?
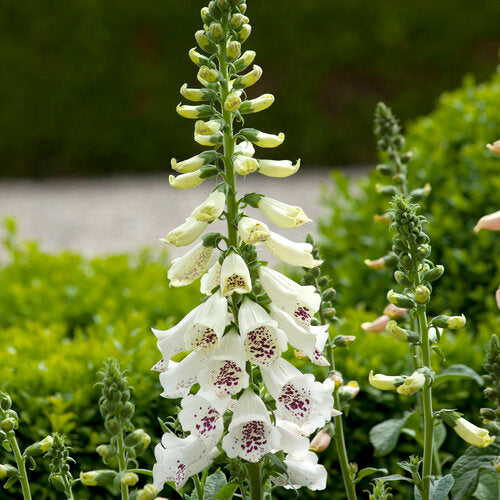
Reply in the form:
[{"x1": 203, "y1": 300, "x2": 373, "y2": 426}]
[{"x1": 0, "y1": 168, "x2": 367, "y2": 259}]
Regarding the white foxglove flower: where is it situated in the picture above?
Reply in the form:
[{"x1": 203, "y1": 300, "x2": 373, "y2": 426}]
[
  {"x1": 234, "y1": 140, "x2": 255, "y2": 157},
  {"x1": 261, "y1": 357, "x2": 335, "y2": 433},
  {"x1": 198, "y1": 330, "x2": 250, "y2": 397},
  {"x1": 184, "y1": 290, "x2": 227, "y2": 352},
  {"x1": 220, "y1": 252, "x2": 252, "y2": 295},
  {"x1": 396, "y1": 370, "x2": 426, "y2": 396},
  {"x1": 257, "y1": 197, "x2": 310, "y2": 229},
  {"x1": 176, "y1": 103, "x2": 212, "y2": 119},
  {"x1": 194, "y1": 132, "x2": 223, "y2": 146},
  {"x1": 171, "y1": 151, "x2": 217, "y2": 173},
  {"x1": 241, "y1": 128, "x2": 285, "y2": 148},
  {"x1": 169, "y1": 170, "x2": 205, "y2": 190},
  {"x1": 179, "y1": 391, "x2": 230, "y2": 444},
  {"x1": 239, "y1": 93, "x2": 274, "y2": 114},
  {"x1": 238, "y1": 298, "x2": 287, "y2": 367},
  {"x1": 168, "y1": 242, "x2": 215, "y2": 287},
  {"x1": 153, "y1": 433, "x2": 218, "y2": 490},
  {"x1": 273, "y1": 451, "x2": 327, "y2": 491},
  {"x1": 222, "y1": 389, "x2": 280, "y2": 462},
  {"x1": 258, "y1": 266, "x2": 320, "y2": 328},
  {"x1": 237, "y1": 217, "x2": 271, "y2": 244},
  {"x1": 258, "y1": 159, "x2": 300, "y2": 178},
  {"x1": 264, "y1": 231, "x2": 323, "y2": 268},
  {"x1": 161, "y1": 217, "x2": 208, "y2": 247},
  {"x1": 275, "y1": 418, "x2": 310, "y2": 454},
  {"x1": 452, "y1": 417, "x2": 495, "y2": 448},
  {"x1": 270, "y1": 304, "x2": 329, "y2": 366},
  {"x1": 151, "y1": 358, "x2": 167, "y2": 373},
  {"x1": 234, "y1": 155, "x2": 259, "y2": 175},
  {"x1": 159, "y1": 351, "x2": 207, "y2": 398},
  {"x1": 191, "y1": 190, "x2": 226, "y2": 222},
  {"x1": 200, "y1": 262, "x2": 221, "y2": 295}
]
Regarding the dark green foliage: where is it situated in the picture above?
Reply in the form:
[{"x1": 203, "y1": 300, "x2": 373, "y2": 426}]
[{"x1": 1, "y1": 1, "x2": 500, "y2": 176}]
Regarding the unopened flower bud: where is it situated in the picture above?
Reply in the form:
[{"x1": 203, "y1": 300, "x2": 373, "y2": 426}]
[
  {"x1": 333, "y1": 335, "x2": 356, "y2": 347},
  {"x1": 0, "y1": 418, "x2": 16, "y2": 432},
  {"x1": 136, "y1": 484, "x2": 160, "y2": 500},
  {"x1": 375, "y1": 184, "x2": 398, "y2": 196},
  {"x1": 194, "y1": 30, "x2": 217, "y2": 54},
  {"x1": 80, "y1": 470, "x2": 117, "y2": 486},
  {"x1": 209, "y1": 22, "x2": 223, "y2": 39},
  {"x1": 96, "y1": 444, "x2": 114, "y2": 458},
  {"x1": 121, "y1": 472, "x2": 139, "y2": 487},
  {"x1": 394, "y1": 270, "x2": 411, "y2": 286},
  {"x1": 396, "y1": 370, "x2": 427, "y2": 396},
  {"x1": 480, "y1": 408, "x2": 497, "y2": 421},
  {"x1": 323, "y1": 307, "x2": 336, "y2": 318},
  {"x1": 423, "y1": 265, "x2": 444, "y2": 282},
  {"x1": 217, "y1": 0, "x2": 230, "y2": 10},
  {"x1": 238, "y1": 24, "x2": 252, "y2": 42},
  {"x1": 376, "y1": 164, "x2": 393, "y2": 175},
  {"x1": 310, "y1": 430, "x2": 331, "y2": 453},
  {"x1": 431, "y1": 314, "x2": 466, "y2": 330},
  {"x1": 197, "y1": 65, "x2": 219, "y2": 83},
  {"x1": 330, "y1": 371, "x2": 343, "y2": 388},
  {"x1": 176, "y1": 103, "x2": 213, "y2": 120},
  {"x1": 188, "y1": 47, "x2": 210, "y2": 67},
  {"x1": 224, "y1": 92, "x2": 242, "y2": 112},
  {"x1": 385, "y1": 320, "x2": 410, "y2": 342},
  {"x1": 235, "y1": 65, "x2": 262, "y2": 89},
  {"x1": 415, "y1": 285, "x2": 431, "y2": 304},
  {"x1": 24, "y1": 435, "x2": 53, "y2": 457},
  {"x1": 104, "y1": 417, "x2": 121, "y2": 435},
  {"x1": 239, "y1": 94, "x2": 275, "y2": 114},
  {"x1": 340, "y1": 381, "x2": 359, "y2": 400},
  {"x1": 0, "y1": 464, "x2": 17, "y2": 479},
  {"x1": 387, "y1": 290, "x2": 415, "y2": 309},
  {"x1": 230, "y1": 13, "x2": 244, "y2": 28},
  {"x1": 226, "y1": 40, "x2": 241, "y2": 61},
  {"x1": 486, "y1": 140, "x2": 500, "y2": 155},
  {"x1": 124, "y1": 429, "x2": 147, "y2": 448},
  {"x1": 49, "y1": 473, "x2": 67, "y2": 491},
  {"x1": 234, "y1": 50, "x2": 256, "y2": 72}
]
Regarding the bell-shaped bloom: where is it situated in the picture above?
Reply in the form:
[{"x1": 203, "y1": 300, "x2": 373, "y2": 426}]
[
  {"x1": 153, "y1": 433, "x2": 218, "y2": 490},
  {"x1": 234, "y1": 140, "x2": 255, "y2": 157},
  {"x1": 200, "y1": 262, "x2": 221, "y2": 295},
  {"x1": 257, "y1": 197, "x2": 310, "y2": 229},
  {"x1": 361, "y1": 315, "x2": 390, "y2": 333},
  {"x1": 238, "y1": 217, "x2": 271, "y2": 244},
  {"x1": 220, "y1": 252, "x2": 252, "y2": 296},
  {"x1": 198, "y1": 330, "x2": 250, "y2": 397},
  {"x1": 264, "y1": 231, "x2": 323, "y2": 268},
  {"x1": 261, "y1": 358, "x2": 335, "y2": 434},
  {"x1": 176, "y1": 103, "x2": 212, "y2": 120},
  {"x1": 179, "y1": 391, "x2": 230, "y2": 444},
  {"x1": 275, "y1": 418, "x2": 310, "y2": 454},
  {"x1": 396, "y1": 370, "x2": 426, "y2": 396},
  {"x1": 240, "y1": 128, "x2": 285, "y2": 148},
  {"x1": 238, "y1": 65, "x2": 263, "y2": 88},
  {"x1": 194, "y1": 132, "x2": 223, "y2": 147},
  {"x1": 197, "y1": 65, "x2": 219, "y2": 83},
  {"x1": 158, "y1": 351, "x2": 207, "y2": 398},
  {"x1": 270, "y1": 304, "x2": 329, "y2": 366},
  {"x1": 239, "y1": 94, "x2": 274, "y2": 114},
  {"x1": 273, "y1": 451, "x2": 327, "y2": 491},
  {"x1": 258, "y1": 266, "x2": 320, "y2": 329},
  {"x1": 168, "y1": 242, "x2": 215, "y2": 287},
  {"x1": 161, "y1": 217, "x2": 207, "y2": 247},
  {"x1": 224, "y1": 92, "x2": 242, "y2": 112},
  {"x1": 474, "y1": 210, "x2": 500, "y2": 233},
  {"x1": 169, "y1": 171, "x2": 205, "y2": 190},
  {"x1": 238, "y1": 298, "x2": 287, "y2": 367},
  {"x1": 180, "y1": 83, "x2": 217, "y2": 102},
  {"x1": 234, "y1": 155, "x2": 259, "y2": 175},
  {"x1": 486, "y1": 140, "x2": 500, "y2": 155},
  {"x1": 171, "y1": 151, "x2": 217, "y2": 173},
  {"x1": 222, "y1": 389, "x2": 280, "y2": 462},
  {"x1": 368, "y1": 371, "x2": 404, "y2": 391},
  {"x1": 194, "y1": 119, "x2": 221, "y2": 136},
  {"x1": 258, "y1": 159, "x2": 300, "y2": 178},
  {"x1": 184, "y1": 290, "x2": 227, "y2": 352},
  {"x1": 191, "y1": 191, "x2": 226, "y2": 222},
  {"x1": 452, "y1": 417, "x2": 495, "y2": 448}
]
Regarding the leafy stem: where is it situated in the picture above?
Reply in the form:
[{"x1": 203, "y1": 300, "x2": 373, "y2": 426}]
[{"x1": 6, "y1": 431, "x2": 32, "y2": 500}]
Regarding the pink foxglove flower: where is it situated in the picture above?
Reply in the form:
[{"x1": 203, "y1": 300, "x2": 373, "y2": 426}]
[
  {"x1": 474, "y1": 210, "x2": 500, "y2": 233},
  {"x1": 361, "y1": 315, "x2": 390, "y2": 332},
  {"x1": 222, "y1": 389, "x2": 280, "y2": 462}
]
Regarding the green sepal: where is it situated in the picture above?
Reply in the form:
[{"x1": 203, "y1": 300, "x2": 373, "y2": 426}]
[
  {"x1": 241, "y1": 192, "x2": 262, "y2": 208},
  {"x1": 199, "y1": 164, "x2": 220, "y2": 179}
]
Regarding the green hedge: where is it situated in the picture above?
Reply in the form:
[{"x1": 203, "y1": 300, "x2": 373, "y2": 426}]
[{"x1": 1, "y1": 0, "x2": 500, "y2": 175}]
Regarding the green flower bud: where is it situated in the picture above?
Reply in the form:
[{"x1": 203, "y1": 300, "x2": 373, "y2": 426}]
[
  {"x1": 105, "y1": 417, "x2": 121, "y2": 435},
  {"x1": 208, "y1": 1, "x2": 221, "y2": 19},
  {"x1": 176, "y1": 104, "x2": 213, "y2": 119},
  {"x1": 387, "y1": 289, "x2": 415, "y2": 309},
  {"x1": 124, "y1": 429, "x2": 146, "y2": 448},
  {"x1": 230, "y1": 13, "x2": 244, "y2": 28},
  {"x1": 234, "y1": 50, "x2": 256, "y2": 72},
  {"x1": 197, "y1": 65, "x2": 219, "y2": 83},
  {"x1": 200, "y1": 7, "x2": 212, "y2": 23},
  {"x1": 217, "y1": 0, "x2": 230, "y2": 10},
  {"x1": 423, "y1": 265, "x2": 444, "y2": 283},
  {"x1": 239, "y1": 2, "x2": 247, "y2": 13},
  {"x1": 80, "y1": 470, "x2": 117, "y2": 486},
  {"x1": 136, "y1": 484, "x2": 159, "y2": 500},
  {"x1": 333, "y1": 335, "x2": 355, "y2": 347},
  {"x1": 234, "y1": 65, "x2": 262, "y2": 89},
  {"x1": 376, "y1": 164, "x2": 393, "y2": 175},
  {"x1": 194, "y1": 30, "x2": 217, "y2": 54},
  {"x1": 180, "y1": 83, "x2": 217, "y2": 102},
  {"x1": 134, "y1": 433, "x2": 151, "y2": 456},
  {"x1": 415, "y1": 285, "x2": 431, "y2": 304},
  {"x1": 239, "y1": 94, "x2": 274, "y2": 114},
  {"x1": 226, "y1": 40, "x2": 241, "y2": 61},
  {"x1": 120, "y1": 472, "x2": 139, "y2": 487},
  {"x1": 394, "y1": 270, "x2": 411, "y2": 286},
  {"x1": 24, "y1": 435, "x2": 53, "y2": 457},
  {"x1": 0, "y1": 464, "x2": 17, "y2": 479},
  {"x1": 188, "y1": 47, "x2": 210, "y2": 67},
  {"x1": 0, "y1": 418, "x2": 16, "y2": 432},
  {"x1": 431, "y1": 314, "x2": 466, "y2": 330},
  {"x1": 0, "y1": 393, "x2": 12, "y2": 411},
  {"x1": 375, "y1": 184, "x2": 398, "y2": 196},
  {"x1": 416, "y1": 244, "x2": 431, "y2": 260},
  {"x1": 385, "y1": 320, "x2": 409, "y2": 342},
  {"x1": 48, "y1": 473, "x2": 67, "y2": 491},
  {"x1": 209, "y1": 22, "x2": 223, "y2": 39},
  {"x1": 96, "y1": 444, "x2": 114, "y2": 457},
  {"x1": 323, "y1": 307, "x2": 336, "y2": 318},
  {"x1": 480, "y1": 408, "x2": 497, "y2": 421},
  {"x1": 224, "y1": 92, "x2": 242, "y2": 112},
  {"x1": 238, "y1": 24, "x2": 252, "y2": 42}
]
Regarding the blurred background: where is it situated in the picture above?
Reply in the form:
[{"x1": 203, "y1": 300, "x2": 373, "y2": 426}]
[{"x1": 1, "y1": 0, "x2": 500, "y2": 177}]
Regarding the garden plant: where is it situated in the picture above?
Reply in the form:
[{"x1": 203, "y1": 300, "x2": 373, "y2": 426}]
[{"x1": 1, "y1": 1, "x2": 500, "y2": 499}]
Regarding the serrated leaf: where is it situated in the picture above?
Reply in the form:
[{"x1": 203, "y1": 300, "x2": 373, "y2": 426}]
[
  {"x1": 430, "y1": 474, "x2": 454, "y2": 500},
  {"x1": 474, "y1": 468, "x2": 499, "y2": 500},
  {"x1": 450, "y1": 442, "x2": 500, "y2": 500},
  {"x1": 203, "y1": 471, "x2": 227, "y2": 500},
  {"x1": 369, "y1": 412, "x2": 415, "y2": 456},
  {"x1": 434, "y1": 364, "x2": 483, "y2": 386},
  {"x1": 215, "y1": 483, "x2": 239, "y2": 500},
  {"x1": 354, "y1": 467, "x2": 388, "y2": 484}
]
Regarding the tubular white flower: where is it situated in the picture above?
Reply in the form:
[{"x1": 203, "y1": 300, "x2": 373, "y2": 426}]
[
  {"x1": 238, "y1": 298, "x2": 287, "y2": 367},
  {"x1": 176, "y1": 103, "x2": 212, "y2": 119},
  {"x1": 270, "y1": 304, "x2": 329, "y2": 366},
  {"x1": 220, "y1": 252, "x2": 252, "y2": 295},
  {"x1": 239, "y1": 93, "x2": 275, "y2": 114},
  {"x1": 234, "y1": 155, "x2": 259, "y2": 175},
  {"x1": 258, "y1": 266, "x2": 320, "y2": 328},
  {"x1": 234, "y1": 140, "x2": 255, "y2": 157},
  {"x1": 159, "y1": 351, "x2": 207, "y2": 398},
  {"x1": 264, "y1": 231, "x2": 323, "y2": 268},
  {"x1": 258, "y1": 159, "x2": 300, "y2": 178},
  {"x1": 194, "y1": 132, "x2": 223, "y2": 146},
  {"x1": 396, "y1": 370, "x2": 426, "y2": 396},
  {"x1": 234, "y1": 50, "x2": 256, "y2": 72},
  {"x1": 257, "y1": 197, "x2": 310, "y2": 228},
  {"x1": 191, "y1": 190, "x2": 226, "y2": 222},
  {"x1": 171, "y1": 151, "x2": 216, "y2": 173},
  {"x1": 253, "y1": 131, "x2": 285, "y2": 148},
  {"x1": 200, "y1": 262, "x2": 221, "y2": 295},
  {"x1": 238, "y1": 64, "x2": 263, "y2": 88},
  {"x1": 368, "y1": 370, "x2": 403, "y2": 391},
  {"x1": 275, "y1": 418, "x2": 310, "y2": 454},
  {"x1": 180, "y1": 83, "x2": 216, "y2": 102},
  {"x1": 161, "y1": 217, "x2": 208, "y2": 247},
  {"x1": 153, "y1": 433, "x2": 218, "y2": 490},
  {"x1": 169, "y1": 170, "x2": 205, "y2": 190},
  {"x1": 167, "y1": 242, "x2": 215, "y2": 287},
  {"x1": 237, "y1": 217, "x2": 271, "y2": 244},
  {"x1": 222, "y1": 389, "x2": 280, "y2": 462},
  {"x1": 179, "y1": 391, "x2": 230, "y2": 444},
  {"x1": 452, "y1": 417, "x2": 495, "y2": 448},
  {"x1": 151, "y1": 358, "x2": 167, "y2": 373},
  {"x1": 184, "y1": 290, "x2": 227, "y2": 352},
  {"x1": 273, "y1": 451, "x2": 327, "y2": 491},
  {"x1": 261, "y1": 357, "x2": 334, "y2": 433},
  {"x1": 198, "y1": 330, "x2": 250, "y2": 397}
]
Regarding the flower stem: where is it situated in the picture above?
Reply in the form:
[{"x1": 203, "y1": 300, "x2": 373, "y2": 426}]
[
  {"x1": 116, "y1": 430, "x2": 129, "y2": 500},
  {"x1": 245, "y1": 461, "x2": 263, "y2": 500},
  {"x1": 417, "y1": 306, "x2": 433, "y2": 500},
  {"x1": 193, "y1": 474, "x2": 203, "y2": 499},
  {"x1": 7, "y1": 431, "x2": 32, "y2": 500}
]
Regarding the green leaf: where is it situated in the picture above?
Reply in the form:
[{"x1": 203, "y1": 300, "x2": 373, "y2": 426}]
[
  {"x1": 354, "y1": 467, "x2": 388, "y2": 484},
  {"x1": 451, "y1": 442, "x2": 500, "y2": 500},
  {"x1": 369, "y1": 412, "x2": 415, "y2": 456},
  {"x1": 430, "y1": 474, "x2": 454, "y2": 500},
  {"x1": 3, "y1": 476, "x2": 19, "y2": 489},
  {"x1": 264, "y1": 452, "x2": 288, "y2": 475},
  {"x1": 434, "y1": 364, "x2": 483, "y2": 386},
  {"x1": 474, "y1": 468, "x2": 499, "y2": 500},
  {"x1": 374, "y1": 473, "x2": 414, "y2": 484},
  {"x1": 215, "y1": 483, "x2": 239, "y2": 500},
  {"x1": 203, "y1": 471, "x2": 227, "y2": 500}
]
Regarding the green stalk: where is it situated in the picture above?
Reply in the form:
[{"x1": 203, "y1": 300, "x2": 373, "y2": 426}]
[
  {"x1": 116, "y1": 430, "x2": 129, "y2": 500},
  {"x1": 62, "y1": 475, "x2": 75, "y2": 500},
  {"x1": 193, "y1": 474, "x2": 203, "y2": 500},
  {"x1": 417, "y1": 306, "x2": 433, "y2": 500},
  {"x1": 245, "y1": 462, "x2": 263, "y2": 500},
  {"x1": 6, "y1": 431, "x2": 32, "y2": 500}
]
